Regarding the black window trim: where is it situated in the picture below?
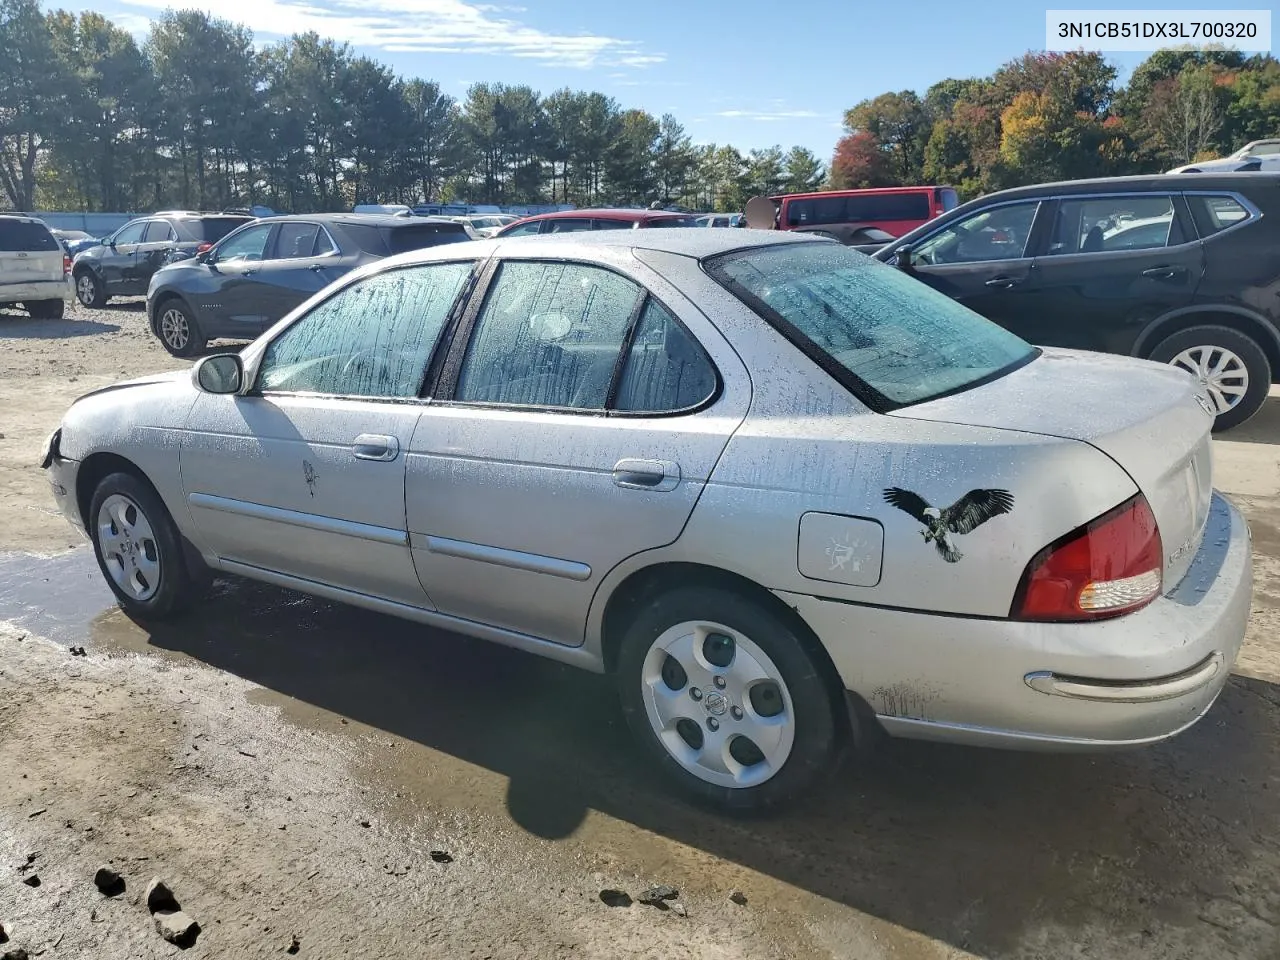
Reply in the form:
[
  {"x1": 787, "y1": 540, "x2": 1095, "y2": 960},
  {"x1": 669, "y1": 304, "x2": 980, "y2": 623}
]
[
  {"x1": 1180, "y1": 189, "x2": 1262, "y2": 243},
  {"x1": 1029, "y1": 191, "x2": 1197, "y2": 261},
  {"x1": 432, "y1": 256, "x2": 722, "y2": 419},
  {"x1": 269, "y1": 219, "x2": 343, "y2": 261},
  {"x1": 250, "y1": 257, "x2": 482, "y2": 403},
  {"x1": 111, "y1": 219, "x2": 149, "y2": 245},
  {"x1": 702, "y1": 242, "x2": 1040, "y2": 415},
  {"x1": 907, "y1": 196, "x2": 1050, "y2": 266}
]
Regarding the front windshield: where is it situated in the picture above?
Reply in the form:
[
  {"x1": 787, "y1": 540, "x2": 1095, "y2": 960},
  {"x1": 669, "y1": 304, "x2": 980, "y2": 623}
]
[{"x1": 706, "y1": 242, "x2": 1037, "y2": 409}]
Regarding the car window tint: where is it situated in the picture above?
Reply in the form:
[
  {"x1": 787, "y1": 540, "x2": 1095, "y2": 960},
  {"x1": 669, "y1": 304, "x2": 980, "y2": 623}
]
[
  {"x1": 258, "y1": 262, "x2": 472, "y2": 397},
  {"x1": 189, "y1": 217, "x2": 252, "y2": 242},
  {"x1": 546, "y1": 218, "x2": 593, "y2": 233},
  {"x1": 215, "y1": 224, "x2": 273, "y2": 262},
  {"x1": 143, "y1": 221, "x2": 174, "y2": 243},
  {"x1": 1188, "y1": 195, "x2": 1251, "y2": 237},
  {"x1": 455, "y1": 261, "x2": 642, "y2": 409},
  {"x1": 113, "y1": 221, "x2": 147, "y2": 245},
  {"x1": 387, "y1": 222, "x2": 470, "y2": 254},
  {"x1": 314, "y1": 228, "x2": 335, "y2": 255},
  {"x1": 591, "y1": 219, "x2": 633, "y2": 231},
  {"x1": 502, "y1": 221, "x2": 542, "y2": 236},
  {"x1": 913, "y1": 202, "x2": 1039, "y2": 264},
  {"x1": 0, "y1": 220, "x2": 58, "y2": 251},
  {"x1": 708, "y1": 243, "x2": 1035, "y2": 408},
  {"x1": 1046, "y1": 195, "x2": 1178, "y2": 256},
  {"x1": 614, "y1": 300, "x2": 717, "y2": 412},
  {"x1": 275, "y1": 222, "x2": 323, "y2": 260}
]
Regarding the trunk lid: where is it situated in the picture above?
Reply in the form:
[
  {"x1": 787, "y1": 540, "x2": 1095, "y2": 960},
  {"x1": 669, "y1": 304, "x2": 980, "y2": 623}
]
[
  {"x1": 890, "y1": 348, "x2": 1214, "y2": 590},
  {"x1": 0, "y1": 218, "x2": 64, "y2": 285}
]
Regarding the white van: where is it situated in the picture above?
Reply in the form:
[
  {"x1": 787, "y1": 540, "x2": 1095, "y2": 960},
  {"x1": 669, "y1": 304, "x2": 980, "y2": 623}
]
[{"x1": 0, "y1": 216, "x2": 72, "y2": 319}]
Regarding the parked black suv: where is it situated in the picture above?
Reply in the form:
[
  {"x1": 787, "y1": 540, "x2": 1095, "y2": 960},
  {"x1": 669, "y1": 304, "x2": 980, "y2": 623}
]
[
  {"x1": 72, "y1": 212, "x2": 254, "y2": 308},
  {"x1": 874, "y1": 173, "x2": 1280, "y2": 431},
  {"x1": 146, "y1": 213, "x2": 470, "y2": 356}
]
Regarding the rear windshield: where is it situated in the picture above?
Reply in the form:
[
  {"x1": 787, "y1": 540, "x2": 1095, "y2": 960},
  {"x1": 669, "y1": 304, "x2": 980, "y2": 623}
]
[
  {"x1": 706, "y1": 242, "x2": 1037, "y2": 409},
  {"x1": 388, "y1": 222, "x2": 470, "y2": 254},
  {"x1": 182, "y1": 217, "x2": 253, "y2": 242},
  {"x1": 785, "y1": 193, "x2": 932, "y2": 227},
  {"x1": 0, "y1": 219, "x2": 58, "y2": 252}
]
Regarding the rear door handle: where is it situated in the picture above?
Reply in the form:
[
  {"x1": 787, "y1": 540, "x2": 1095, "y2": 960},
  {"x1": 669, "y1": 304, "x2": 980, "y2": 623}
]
[
  {"x1": 1141, "y1": 265, "x2": 1186, "y2": 280},
  {"x1": 352, "y1": 434, "x2": 400, "y2": 462},
  {"x1": 613, "y1": 458, "x2": 680, "y2": 492},
  {"x1": 309, "y1": 264, "x2": 325, "y2": 272},
  {"x1": 984, "y1": 276, "x2": 1020, "y2": 288}
]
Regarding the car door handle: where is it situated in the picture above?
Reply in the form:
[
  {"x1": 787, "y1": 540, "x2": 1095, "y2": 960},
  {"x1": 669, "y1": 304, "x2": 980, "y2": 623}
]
[
  {"x1": 240, "y1": 268, "x2": 259, "y2": 277},
  {"x1": 309, "y1": 264, "x2": 326, "y2": 272},
  {"x1": 984, "y1": 276, "x2": 1020, "y2": 288},
  {"x1": 613, "y1": 458, "x2": 680, "y2": 492},
  {"x1": 352, "y1": 434, "x2": 400, "y2": 462},
  {"x1": 1141, "y1": 265, "x2": 1186, "y2": 280}
]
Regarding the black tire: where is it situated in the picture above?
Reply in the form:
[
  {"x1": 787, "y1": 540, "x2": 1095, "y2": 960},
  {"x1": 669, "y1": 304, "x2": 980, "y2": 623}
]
[
  {"x1": 88, "y1": 471, "x2": 204, "y2": 620},
  {"x1": 154, "y1": 297, "x2": 206, "y2": 358},
  {"x1": 615, "y1": 584, "x2": 846, "y2": 814},
  {"x1": 26, "y1": 299, "x2": 65, "y2": 319},
  {"x1": 1148, "y1": 324, "x2": 1272, "y2": 433},
  {"x1": 75, "y1": 269, "x2": 106, "y2": 308}
]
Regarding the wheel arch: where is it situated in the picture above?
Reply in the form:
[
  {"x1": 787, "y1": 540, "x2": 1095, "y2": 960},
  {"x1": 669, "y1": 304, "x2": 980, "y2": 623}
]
[
  {"x1": 1132, "y1": 305, "x2": 1280, "y2": 384},
  {"x1": 149, "y1": 288, "x2": 195, "y2": 336}
]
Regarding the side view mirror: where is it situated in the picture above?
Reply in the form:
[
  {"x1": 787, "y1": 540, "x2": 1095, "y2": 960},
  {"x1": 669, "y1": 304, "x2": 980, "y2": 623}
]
[
  {"x1": 192, "y1": 353, "x2": 243, "y2": 394},
  {"x1": 894, "y1": 244, "x2": 915, "y2": 270}
]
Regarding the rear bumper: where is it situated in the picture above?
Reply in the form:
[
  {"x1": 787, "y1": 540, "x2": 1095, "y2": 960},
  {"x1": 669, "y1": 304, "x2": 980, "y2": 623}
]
[
  {"x1": 0, "y1": 277, "x2": 72, "y2": 303},
  {"x1": 779, "y1": 491, "x2": 1252, "y2": 749}
]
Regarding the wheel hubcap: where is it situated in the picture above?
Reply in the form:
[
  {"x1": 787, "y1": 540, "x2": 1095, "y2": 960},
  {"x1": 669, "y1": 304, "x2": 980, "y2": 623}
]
[
  {"x1": 160, "y1": 308, "x2": 189, "y2": 349},
  {"x1": 77, "y1": 275, "x2": 95, "y2": 303},
  {"x1": 96, "y1": 494, "x2": 161, "y2": 601},
  {"x1": 1170, "y1": 346, "x2": 1248, "y2": 415},
  {"x1": 640, "y1": 620, "x2": 795, "y2": 788}
]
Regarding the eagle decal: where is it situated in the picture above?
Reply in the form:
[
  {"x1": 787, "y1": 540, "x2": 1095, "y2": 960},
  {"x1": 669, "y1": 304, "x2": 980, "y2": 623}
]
[{"x1": 883, "y1": 487, "x2": 1014, "y2": 563}]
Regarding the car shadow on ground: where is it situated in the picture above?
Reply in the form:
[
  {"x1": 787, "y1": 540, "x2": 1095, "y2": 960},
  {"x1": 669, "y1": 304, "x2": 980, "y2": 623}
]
[
  {"x1": 0, "y1": 313, "x2": 119, "y2": 338},
  {"x1": 1219, "y1": 392, "x2": 1280, "y2": 445},
  {"x1": 51, "y1": 570, "x2": 1272, "y2": 960}
]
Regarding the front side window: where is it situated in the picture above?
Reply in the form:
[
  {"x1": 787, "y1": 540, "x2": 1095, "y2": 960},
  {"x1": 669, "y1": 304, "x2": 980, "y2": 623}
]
[
  {"x1": 257, "y1": 262, "x2": 473, "y2": 398},
  {"x1": 455, "y1": 261, "x2": 642, "y2": 409},
  {"x1": 1046, "y1": 195, "x2": 1181, "y2": 256},
  {"x1": 707, "y1": 243, "x2": 1036, "y2": 409},
  {"x1": 912, "y1": 201, "x2": 1040, "y2": 264},
  {"x1": 112, "y1": 221, "x2": 147, "y2": 245},
  {"x1": 215, "y1": 224, "x2": 274, "y2": 263}
]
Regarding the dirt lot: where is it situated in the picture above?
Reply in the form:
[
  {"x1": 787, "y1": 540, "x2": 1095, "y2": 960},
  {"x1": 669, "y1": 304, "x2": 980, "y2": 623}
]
[{"x1": 2, "y1": 300, "x2": 1279, "y2": 960}]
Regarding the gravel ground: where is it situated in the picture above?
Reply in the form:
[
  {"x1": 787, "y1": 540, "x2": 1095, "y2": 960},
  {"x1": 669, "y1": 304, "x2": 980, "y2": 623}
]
[{"x1": 2, "y1": 297, "x2": 1280, "y2": 959}]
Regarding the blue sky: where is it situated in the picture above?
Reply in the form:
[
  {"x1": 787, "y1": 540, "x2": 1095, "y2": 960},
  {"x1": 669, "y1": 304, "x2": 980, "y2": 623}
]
[{"x1": 61, "y1": 0, "x2": 1247, "y2": 160}]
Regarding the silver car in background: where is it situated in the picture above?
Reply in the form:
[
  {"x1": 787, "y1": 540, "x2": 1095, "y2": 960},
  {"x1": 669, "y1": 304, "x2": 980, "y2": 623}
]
[{"x1": 42, "y1": 230, "x2": 1251, "y2": 812}]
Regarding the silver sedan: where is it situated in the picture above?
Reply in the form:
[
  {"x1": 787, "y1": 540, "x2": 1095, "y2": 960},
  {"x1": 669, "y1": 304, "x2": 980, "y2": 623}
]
[{"x1": 42, "y1": 230, "x2": 1252, "y2": 812}]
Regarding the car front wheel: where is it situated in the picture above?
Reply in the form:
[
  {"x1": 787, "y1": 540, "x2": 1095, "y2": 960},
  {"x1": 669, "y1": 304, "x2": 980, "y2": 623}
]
[
  {"x1": 156, "y1": 298, "x2": 206, "y2": 358},
  {"x1": 615, "y1": 584, "x2": 845, "y2": 813},
  {"x1": 1149, "y1": 325, "x2": 1272, "y2": 432},
  {"x1": 89, "y1": 471, "x2": 204, "y2": 619},
  {"x1": 75, "y1": 270, "x2": 106, "y2": 307}
]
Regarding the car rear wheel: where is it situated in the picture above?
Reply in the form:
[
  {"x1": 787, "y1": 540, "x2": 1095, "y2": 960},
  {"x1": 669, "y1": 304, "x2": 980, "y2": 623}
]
[
  {"x1": 1149, "y1": 325, "x2": 1271, "y2": 432},
  {"x1": 26, "y1": 299, "x2": 64, "y2": 319},
  {"x1": 89, "y1": 471, "x2": 204, "y2": 619},
  {"x1": 75, "y1": 270, "x2": 106, "y2": 307},
  {"x1": 615, "y1": 584, "x2": 845, "y2": 813},
  {"x1": 156, "y1": 299, "x2": 206, "y2": 358}
]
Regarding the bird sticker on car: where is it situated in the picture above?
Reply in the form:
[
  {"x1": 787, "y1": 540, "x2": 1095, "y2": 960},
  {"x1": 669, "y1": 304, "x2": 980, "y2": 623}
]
[{"x1": 882, "y1": 487, "x2": 1014, "y2": 563}]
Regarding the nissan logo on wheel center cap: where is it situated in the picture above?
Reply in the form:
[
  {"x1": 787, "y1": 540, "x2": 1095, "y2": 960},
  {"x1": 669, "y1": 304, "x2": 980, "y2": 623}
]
[{"x1": 703, "y1": 691, "x2": 728, "y2": 717}]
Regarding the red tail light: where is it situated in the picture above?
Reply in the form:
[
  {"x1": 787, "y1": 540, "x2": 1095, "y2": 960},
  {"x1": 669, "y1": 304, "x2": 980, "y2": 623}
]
[
  {"x1": 196, "y1": 242, "x2": 213, "y2": 254},
  {"x1": 63, "y1": 255, "x2": 71, "y2": 275},
  {"x1": 1012, "y1": 494, "x2": 1162, "y2": 622}
]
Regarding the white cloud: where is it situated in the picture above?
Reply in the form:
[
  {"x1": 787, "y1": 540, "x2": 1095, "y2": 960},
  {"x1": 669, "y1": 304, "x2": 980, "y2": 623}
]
[
  {"x1": 116, "y1": 0, "x2": 663, "y2": 69},
  {"x1": 715, "y1": 109, "x2": 821, "y2": 122}
]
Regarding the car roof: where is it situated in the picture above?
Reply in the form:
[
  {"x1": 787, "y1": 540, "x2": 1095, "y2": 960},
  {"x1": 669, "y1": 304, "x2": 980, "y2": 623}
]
[
  {"x1": 512, "y1": 208, "x2": 696, "y2": 222},
  {"x1": 377, "y1": 225, "x2": 825, "y2": 270},
  {"x1": 0, "y1": 214, "x2": 48, "y2": 224},
  {"x1": 772, "y1": 186, "x2": 944, "y2": 201},
  {"x1": 969, "y1": 172, "x2": 1280, "y2": 202},
  {"x1": 252, "y1": 212, "x2": 460, "y2": 227}
]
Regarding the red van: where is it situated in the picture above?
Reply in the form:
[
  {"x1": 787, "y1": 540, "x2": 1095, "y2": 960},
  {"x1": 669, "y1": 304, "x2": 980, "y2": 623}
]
[{"x1": 771, "y1": 186, "x2": 958, "y2": 239}]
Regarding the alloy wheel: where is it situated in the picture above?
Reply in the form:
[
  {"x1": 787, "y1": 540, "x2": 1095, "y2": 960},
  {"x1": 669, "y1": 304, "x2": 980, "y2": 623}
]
[
  {"x1": 96, "y1": 493, "x2": 162, "y2": 601},
  {"x1": 160, "y1": 307, "x2": 190, "y2": 351},
  {"x1": 640, "y1": 620, "x2": 795, "y2": 788},
  {"x1": 76, "y1": 274, "x2": 97, "y2": 305},
  {"x1": 1170, "y1": 345, "x2": 1249, "y2": 415}
]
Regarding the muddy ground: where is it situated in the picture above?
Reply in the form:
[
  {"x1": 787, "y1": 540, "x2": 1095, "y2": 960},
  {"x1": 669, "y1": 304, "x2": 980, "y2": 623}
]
[{"x1": 2, "y1": 300, "x2": 1279, "y2": 960}]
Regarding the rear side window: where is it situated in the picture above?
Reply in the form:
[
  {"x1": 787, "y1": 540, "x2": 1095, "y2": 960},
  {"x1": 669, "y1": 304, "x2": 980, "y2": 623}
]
[
  {"x1": 186, "y1": 217, "x2": 253, "y2": 243},
  {"x1": 1046, "y1": 195, "x2": 1182, "y2": 255},
  {"x1": 707, "y1": 242, "x2": 1036, "y2": 409},
  {"x1": 274, "y1": 222, "x2": 331, "y2": 260},
  {"x1": 614, "y1": 301, "x2": 717, "y2": 412},
  {"x1": 0, "y1": 220, "x2": 58, "y2": 252},
  {"x1": 786, "y1": 193, "x2": 931, "y2": 227},
  {"x1": 1187, "y1": 195, "x2": 1252, "y2": 237},
  {"x1": 386, "y1": 223, "x2": 470, "y2": 254}
]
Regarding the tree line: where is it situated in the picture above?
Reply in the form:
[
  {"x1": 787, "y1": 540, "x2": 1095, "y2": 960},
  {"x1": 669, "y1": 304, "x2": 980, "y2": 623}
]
[
  {"x1": 0, "y1": 0, "x2": 826, "y2": 214},
  {"x1": 832, "y1": 49, "x2": 1280, "y2": 199}
]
